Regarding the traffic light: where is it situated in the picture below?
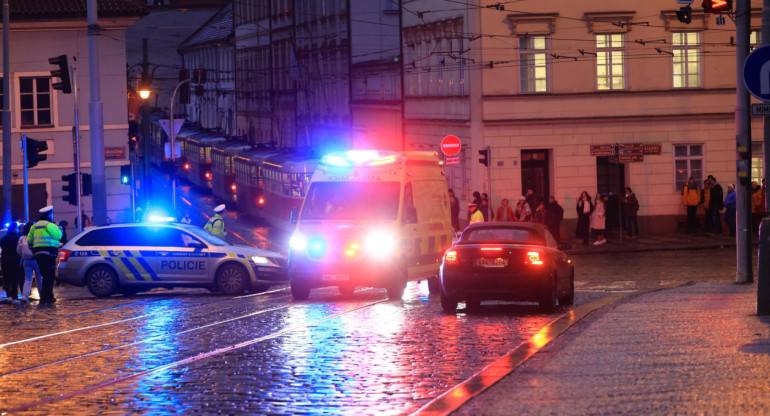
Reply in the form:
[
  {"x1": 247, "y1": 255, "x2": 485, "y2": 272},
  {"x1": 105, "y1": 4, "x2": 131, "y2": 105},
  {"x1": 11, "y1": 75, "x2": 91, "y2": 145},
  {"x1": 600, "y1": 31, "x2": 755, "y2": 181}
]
[
  {"x1": 703, "y1": 0, "x2": 732, "y2": 13},
  {"x1": 479, "y1": 148, "x2": 490, "y2": 167},
  {"x1": 179, "y1": 69, "x2": 190, "y2": 104},
  {"x1": 62, "y1": 173, "x2": 77, "y2": 205},
  {"x1": 25, "y1": 137, "x2": 48, "y2": 168},
  {"x1": 82, "y1": 173, "x2": 92, "y2": 196},
  {"x1": 192, "y1": 68, "x2": 207, "y2": 84},
  {"x1": 120, "y1": 164, "x2": 131, "y2": 185},
  {"x1": 676, "y1": 6, "x2": 692, "y2": 24},
  {"x1": 48, "y1": 55, "x2": 72, "y2": 94}
]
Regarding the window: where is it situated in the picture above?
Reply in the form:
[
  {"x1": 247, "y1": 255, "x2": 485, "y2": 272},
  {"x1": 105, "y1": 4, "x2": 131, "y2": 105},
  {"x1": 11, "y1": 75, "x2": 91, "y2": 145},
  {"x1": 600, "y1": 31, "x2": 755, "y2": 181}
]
[
  {"x1": 19, "y1": 77, "x2": 52, "y2": 126},
  {"x1": 672, "y1": 32, "x2": 701, "y2": 88},
  {"x1": 752, "y1": 141, "x2": 764, "y2": 184},
  {"x1": 751, "y1": 30, "x2": 761, "y2": 51},
  {"x1": 596, "y1": 34, "x2": 625, "y2": 90},
  {"x1": 674, "y1": 144, "x2": 704, "y2": 191},
  {"x1": 519, "y1": 36, "x2": 548, "y2": 93}
]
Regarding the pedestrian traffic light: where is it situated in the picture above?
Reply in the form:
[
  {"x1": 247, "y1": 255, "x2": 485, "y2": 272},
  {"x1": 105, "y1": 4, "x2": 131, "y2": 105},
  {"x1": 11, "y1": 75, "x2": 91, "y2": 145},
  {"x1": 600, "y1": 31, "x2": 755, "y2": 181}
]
[
  {"x1": 479, "y1": 148, "x2": 490, "y2": 167},
  {"x1": 179, "y1": 69, "x2": 190, "y2": 104},
  {"x1": 703, "y1": 0, "x2": 732, "y2": 13},
  {"x1": 25, "y1": 137, "x2": 48, "y2": 168},
  {"x1": 675, "y1": 6, "x2": 692, "y2": 24},
  {"x1": 120, "y1": 164, "x2": 131, "y2": 185},
  {"x1": 81, "y1": 173, "x2": 92, "y2": 196},
  {"x1": 62, "y1": 173, "x2": 77, "y2": 205},
  {"x1": 48, "y1": 54, "x2": 72, "y2": 94}
]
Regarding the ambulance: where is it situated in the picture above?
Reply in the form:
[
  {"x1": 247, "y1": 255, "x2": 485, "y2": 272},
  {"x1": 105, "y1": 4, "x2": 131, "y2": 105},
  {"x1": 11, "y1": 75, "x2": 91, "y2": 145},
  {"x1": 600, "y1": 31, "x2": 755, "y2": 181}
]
[{"x1": 287, "y1": 150, "x2": 454, "y2": 300}]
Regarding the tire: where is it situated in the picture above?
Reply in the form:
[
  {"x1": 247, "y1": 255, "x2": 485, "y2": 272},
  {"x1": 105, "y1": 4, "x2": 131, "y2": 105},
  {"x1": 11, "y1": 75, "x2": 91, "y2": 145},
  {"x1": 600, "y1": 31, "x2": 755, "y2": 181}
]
[
  {"x1": 86, "y1": 265, "x2": 119, "y2": 297},
  {"x1": 427, "y1": 276, "x2": 440, "y2": 294},
  {"x1": 386, "y1": 263, "x2": 408, "y2": 300},
  {"x1": 291, "y1": 282, "x2": 310, "y2": 300},
  {"x1": 558, "y1": 270, "x2": 575, "y2": 306},
  {"x1": 338, "y1": 284, "x2": 356, "y2": 297},
  {"x1": 216, "y1": 263, "x2": 249, "y2": 296},
  {"x1": 539, "y1": 272, "x2": 557, "y2": 313},
  {"x1": 441, "y1": 291, "x2": 458, "y2": 313}
]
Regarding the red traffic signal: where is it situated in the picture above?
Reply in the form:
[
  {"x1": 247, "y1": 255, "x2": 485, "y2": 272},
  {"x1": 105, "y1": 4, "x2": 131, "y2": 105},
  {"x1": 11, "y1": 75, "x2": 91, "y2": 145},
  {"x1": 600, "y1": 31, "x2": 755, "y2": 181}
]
[{"x1": 703, "y1": 0, "x2": 732, "y2": 13}]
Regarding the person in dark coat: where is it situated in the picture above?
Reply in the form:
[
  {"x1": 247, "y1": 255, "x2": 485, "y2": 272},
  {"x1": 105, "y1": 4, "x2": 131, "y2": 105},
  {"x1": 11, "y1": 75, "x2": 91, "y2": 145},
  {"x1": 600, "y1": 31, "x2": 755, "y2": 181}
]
[
  {"x1": 545, "y1": 196, "x2": 564, "y2": 243},
  {"x1": 1, "y1": 222, "x2": 22, "y2": 304},
  {"x1": 708, "y1": 175, "x2": 724, "y2": 235},
  {"x1": 448, "y1": 189, "x2": 460, "y2": 233},
  {"x1": 622, "y1": 187, "x2": 640, "y2": 238},
  {"x1": 575, "y1": 191, "x2": 594, "y2": 245}
]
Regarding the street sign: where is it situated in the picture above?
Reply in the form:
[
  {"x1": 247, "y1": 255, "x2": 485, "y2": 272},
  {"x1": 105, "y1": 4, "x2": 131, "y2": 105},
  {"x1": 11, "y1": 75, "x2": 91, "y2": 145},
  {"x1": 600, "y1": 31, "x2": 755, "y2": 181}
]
[
  {"x1": 743, "y1": 45, "x2": 770, "y2": 101},
  {"x1": 164, "y1": 142, "x2": 182, "y2": 159},
  {"x1": 618, "y1": 143, "x2": 644, "y2": 156},
  {"x1": 643, "y1": 144, "x2": 662, "y2": 155},
  {"x1": 105, "y1": 147, "x2": 126, "y2": 160},
  {"x1": 619, "y1": 154, "x2": 644, "y2": 163},
  {"x1": 440, "y1": 135, "x2": 462, "y2": 156},
  {"x1": 444, "y1": 156, "x2": 460, "y2": 165},
  {"x1": 159, "y1": 119, "x2": 184, "y2": 138},
  {"x1": 752, "y1": 103, "x2": 770, "y2": 116},
  {"x1": 590, "y1": 144, "x2": 615, "y2": 156}
]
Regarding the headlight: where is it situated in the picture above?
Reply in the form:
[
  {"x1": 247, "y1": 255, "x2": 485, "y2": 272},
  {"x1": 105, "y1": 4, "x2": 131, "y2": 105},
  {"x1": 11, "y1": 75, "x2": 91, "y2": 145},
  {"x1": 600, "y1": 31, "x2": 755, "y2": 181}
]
[
  {"x1": 251, "y1": 256, "x2": 270, "y2": 265},
  {"x1": 365, "y1": 230, "x2": 396, "y2": 259},
  {"x1": 289, "y1": 231, "x2": 307, "y2": 250}
]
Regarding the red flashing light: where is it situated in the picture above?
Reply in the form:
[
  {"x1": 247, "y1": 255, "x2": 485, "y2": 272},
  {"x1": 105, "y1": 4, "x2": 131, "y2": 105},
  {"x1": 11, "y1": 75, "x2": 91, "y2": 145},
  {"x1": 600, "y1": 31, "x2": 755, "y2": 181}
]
[
  {"x1": 258, "y1": 196, "x2": 265, "y2": 206},
  {"x1": 444, "y1": 250, "x2": 458, "y2": 263},
  {"x1": 231, "y1": 184, "x2": 237, "y2": 192},
  {"x1": 205, "y1": 171, "x2": 211, "y2": 179}
]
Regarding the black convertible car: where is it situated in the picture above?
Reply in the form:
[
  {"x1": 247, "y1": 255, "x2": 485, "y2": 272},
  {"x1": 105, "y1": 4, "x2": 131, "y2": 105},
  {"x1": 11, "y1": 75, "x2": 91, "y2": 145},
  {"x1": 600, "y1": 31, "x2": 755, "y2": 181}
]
[{"x1": 439, "y1": 222, "x2": 574, "y2": 313}]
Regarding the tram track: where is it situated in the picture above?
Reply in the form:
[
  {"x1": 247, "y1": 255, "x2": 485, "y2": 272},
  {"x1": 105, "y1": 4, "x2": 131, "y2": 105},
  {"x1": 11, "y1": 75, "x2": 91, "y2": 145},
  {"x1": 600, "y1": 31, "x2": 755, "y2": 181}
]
[{"x1": 1, "y1": 292, "x2": 389, "y2": 415}]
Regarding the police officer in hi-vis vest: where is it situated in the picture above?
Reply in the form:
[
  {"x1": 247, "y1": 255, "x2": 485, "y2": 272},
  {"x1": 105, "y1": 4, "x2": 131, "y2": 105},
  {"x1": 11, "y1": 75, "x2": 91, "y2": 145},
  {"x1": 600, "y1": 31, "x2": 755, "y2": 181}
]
[
  {"x1": 204, "y1": 204, "x2": 227, "y2": 238},
  {"x1": 30, "y1": 206, "x2": 62, "y2": 305}
]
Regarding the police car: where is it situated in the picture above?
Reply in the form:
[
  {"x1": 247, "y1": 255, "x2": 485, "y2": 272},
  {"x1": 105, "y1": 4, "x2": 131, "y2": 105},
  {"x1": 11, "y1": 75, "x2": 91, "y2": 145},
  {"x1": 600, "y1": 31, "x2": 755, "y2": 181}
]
[{"x1": 57, "y1": 222, "x2": 287, "y2": 297}]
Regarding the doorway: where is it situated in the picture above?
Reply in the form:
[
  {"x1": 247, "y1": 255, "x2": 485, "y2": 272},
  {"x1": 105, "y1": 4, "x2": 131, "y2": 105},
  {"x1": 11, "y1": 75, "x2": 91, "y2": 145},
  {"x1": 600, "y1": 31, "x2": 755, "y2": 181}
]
[
  {"x1": 521, "y1": 149, "x2": 550, "y2": 201},
  {"x1": 596, "y1": 156, "x2": 625, "y2": 229}
]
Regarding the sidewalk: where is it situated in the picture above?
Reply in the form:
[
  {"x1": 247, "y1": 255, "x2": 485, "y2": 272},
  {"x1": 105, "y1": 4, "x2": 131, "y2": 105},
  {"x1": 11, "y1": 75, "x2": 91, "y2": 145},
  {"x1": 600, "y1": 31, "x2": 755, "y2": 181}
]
[
  {"x1": 567, "y1": 230, "x2": 742, "y2": 255},
  {"x1": 457, "y1": 282, "x2": 770, "y2": 415}
]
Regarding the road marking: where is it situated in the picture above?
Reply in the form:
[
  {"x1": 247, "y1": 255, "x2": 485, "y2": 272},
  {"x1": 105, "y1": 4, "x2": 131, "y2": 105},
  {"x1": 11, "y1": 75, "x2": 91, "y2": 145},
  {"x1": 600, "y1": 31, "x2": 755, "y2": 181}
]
[{"x1": 411, "y1": 282, "x2": 689, "y2": 416}]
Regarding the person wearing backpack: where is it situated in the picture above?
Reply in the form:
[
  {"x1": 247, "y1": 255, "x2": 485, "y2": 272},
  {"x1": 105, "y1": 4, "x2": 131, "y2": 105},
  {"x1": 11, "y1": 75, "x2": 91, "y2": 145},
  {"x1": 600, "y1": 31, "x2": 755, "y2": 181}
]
[{"x1": 18, "y1": 222, "x2": 41, "y2": 303}]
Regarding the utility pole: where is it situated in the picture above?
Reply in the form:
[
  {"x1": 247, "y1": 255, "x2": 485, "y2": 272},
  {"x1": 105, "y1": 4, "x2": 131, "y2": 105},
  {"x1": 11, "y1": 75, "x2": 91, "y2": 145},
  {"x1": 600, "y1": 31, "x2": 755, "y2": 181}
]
[
  {"x1": 2, "y1": 0, "x2": 12, "y2": 226},
  {"x1": 72, "y1": 66, "x2": 82, "y2": 233},
  {"x1": 736, "y1": 0, "x2": 753, "y2": 284},
  {"x1": 141, "y1": 38, "x2": 152, "y2": 208},
  {"x1": 758, "y1": 0, "x2": 770, "y2": 315},
  {"x1": 87, "y1": 0, "x2": 106, "y2": 226}
]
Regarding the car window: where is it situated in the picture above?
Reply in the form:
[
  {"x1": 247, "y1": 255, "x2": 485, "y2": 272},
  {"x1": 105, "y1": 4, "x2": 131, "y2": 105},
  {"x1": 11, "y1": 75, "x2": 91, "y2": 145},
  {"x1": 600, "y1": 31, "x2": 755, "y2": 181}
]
[
  {"x1": 75, "y1": 228, "x2": 114, "y2": 246},
  {"x1": 109, "y1": 227, "x2": 158, "y2": 247},
  {"x1": 461, "y1": 227, "x2": 545, "y2": 246},
  {"x1": 148, "y1": 227, "x2": 191, "y2": 247},
  {"x1": 544, "y1": 230, "x2": 558, "y2": 248}
]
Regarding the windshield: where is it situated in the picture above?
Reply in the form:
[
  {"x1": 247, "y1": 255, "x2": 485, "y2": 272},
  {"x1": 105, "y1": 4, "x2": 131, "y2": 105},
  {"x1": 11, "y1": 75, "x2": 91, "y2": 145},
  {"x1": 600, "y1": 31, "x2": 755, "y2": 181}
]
[
  {"x1": 300, "y1": 181, "x2": 400, "y2": 221},
  {"x1": 185, "y1": 225, "x2": 228, "y2": 246}
]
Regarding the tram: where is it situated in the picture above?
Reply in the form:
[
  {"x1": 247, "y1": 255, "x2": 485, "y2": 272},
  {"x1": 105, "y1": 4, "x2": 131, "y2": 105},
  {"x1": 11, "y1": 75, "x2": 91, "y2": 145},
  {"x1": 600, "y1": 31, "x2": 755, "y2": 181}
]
[
  {"x1": 183, "y1": 133, "x2": 226, "y2": 189},
  {"x1": 211, "y1": 140, "x2": 251, "y2": 203},
  {"x1": 233, "y1": 147, "x2": 280, "y2": 217},
  {"x1": 259, "y1": 153, "x2": 318, "y2": 223}
]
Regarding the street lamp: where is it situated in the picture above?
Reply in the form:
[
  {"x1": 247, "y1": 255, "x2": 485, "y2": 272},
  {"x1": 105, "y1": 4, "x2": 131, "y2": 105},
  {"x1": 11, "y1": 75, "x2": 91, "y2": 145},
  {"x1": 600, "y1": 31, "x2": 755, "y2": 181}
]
[{"x1": 138, "y1": 88, "x2": 151, "y2": 100}]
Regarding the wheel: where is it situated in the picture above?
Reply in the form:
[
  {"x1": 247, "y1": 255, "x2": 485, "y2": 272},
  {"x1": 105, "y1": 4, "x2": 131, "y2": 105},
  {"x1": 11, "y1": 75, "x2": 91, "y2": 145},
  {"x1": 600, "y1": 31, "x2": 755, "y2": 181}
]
[
  {"x1": 86, "y1": 266, "x2": 119, "y2": 297},
  {"x1": 440, "y1": 291, "x2": 457, "y2": 313},
  {"x1": 558, "y1": 270, "x2": 575, "y2": 306},
  {"x1": 338, "y1": 284, "x2": 356, "y2": 297},
  {"x1": 427, "y1": 276, "x2": 440, "y2": 294},
  {"x1": 216, "y1": 263, "x2": 249, "y2": 296},
  {"x1": 386, "y1": 264, "x2": 408, "y2": 300},
  {"x1": 291, "y1": 282, "x2": 310, "y2": 300},
  {"x1": 539, "y1": 272, "x2": 557, "y2": 313},
  {"x1": 465, "y1": 298, "x2": 481, "y2": 312}
]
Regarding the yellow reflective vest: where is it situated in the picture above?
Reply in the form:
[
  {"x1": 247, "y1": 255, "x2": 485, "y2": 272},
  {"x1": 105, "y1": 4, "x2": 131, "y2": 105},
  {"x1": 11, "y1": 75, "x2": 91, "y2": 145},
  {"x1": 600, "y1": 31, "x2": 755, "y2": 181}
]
[
  {"x1": 30, "y1": 220, "x2": 62, "y2": 248},
  {"x1": 204, "y1": 214, "x2": 226, "y2": 237}
]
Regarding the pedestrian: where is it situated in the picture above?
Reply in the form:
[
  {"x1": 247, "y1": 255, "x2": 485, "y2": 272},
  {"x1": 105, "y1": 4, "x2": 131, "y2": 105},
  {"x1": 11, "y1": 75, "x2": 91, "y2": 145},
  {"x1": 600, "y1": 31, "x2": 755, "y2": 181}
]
[
  {"x1": 724, "y1": 183, "x2": 737, "y2": 237},
  {"x1": 708, "y1": 175, "x2": 724, "y2": 235},
  {"x1": 575, "y1": 191, "x2": 593, "y2": 245},
  {"x1": 496, "y1": 198, "x2": 515, "y2": 222},
  {"x1": 1, "y1": 222, "x2": 22, "y2": 304},
  {"x1": 622, "y1": 187, "x2": 640, "y2": 238},
  {"x1": 204, "y1": 204, "x2": 227, "y2": 238},
  {"x1": 701, "y1": 179, "x2": 712, "y2": 233},
  {"x1": 448, "y1": 189, "x2": 460, "y2": 232},
  {"x1": 469, "y1": 191, "x2": 481, "y2": 222},
  {"x1": 468, "y1": 202, "x2": 484, "y2": 224},
  {"x1": 30, "y1": 206, "x2": 63, "y2": 305},
  {"x1": 480, "y1": 193, "x2": 492, "y2": 221},
  {"x1": 591, "y1": 193, "x2": 607, "y2": 245},
  {"x1": 532, "y1": 201, "x2": 547, "y2": 224},
  {"x1": 682, "y1": 177, "x2": 700, "y2": 234},
  {"x1": 58, "y1": 220, "x2": 69, "y2": 245},
  {"x1": 545, "y1": 196, "x2": 564, "y2": 243},
  {"x1": 17, "y1": 222, "x2": 41, "y2": 303},
  {"x1": 525, "y1": 188, "x2": 541, "y2": 214},
  {"x1": 514, "y1": 195, "x2": 532, "y2": 222},
  {"x1": 752, "y1": 181, "x2": 764, "y2": 233}
]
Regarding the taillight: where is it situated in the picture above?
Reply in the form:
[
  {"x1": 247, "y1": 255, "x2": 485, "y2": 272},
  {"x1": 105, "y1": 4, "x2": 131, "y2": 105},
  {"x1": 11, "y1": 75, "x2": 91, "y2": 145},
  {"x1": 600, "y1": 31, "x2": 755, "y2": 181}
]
[
  {"x1": 480, "y1": 247, "x2": 502, "y2": 252},
  {"x1": 184, "y1": 163, "x2": 190, "y2": 170},
  {"x1": 444, "y1": 250, "x2": 458, "y2": 264},
  {"x1": 525, "y1": 251, "x2": 543, "y2": 265},
  {"x1": 205, "y1": 171, "x2": 212, "y2": 179},
  {"x1": 59, "y1": 249, "x2": 71, "y2": 262},
  {"x1": 231, "y1": 183, "x2": 237, "y2": 192},
  {"x1": 258, "y1": 196, "x2": 265, "y2": 206}
]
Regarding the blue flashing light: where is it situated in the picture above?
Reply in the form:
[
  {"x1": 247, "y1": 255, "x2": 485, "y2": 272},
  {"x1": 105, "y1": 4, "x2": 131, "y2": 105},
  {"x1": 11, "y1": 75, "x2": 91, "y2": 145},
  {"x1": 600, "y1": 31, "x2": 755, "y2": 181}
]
[
  {"x1": 321, "y1": 150, "x2": 401, "y2": 168},
  {"x1": 307, "y1": 237, "x2": 327, "y2": 259},
  {"x1": 148, "y1": 215, "x2": 175, "y2": 223},
  {"x1": 4, "y1": 222, "x2": 9, "y2": 228},
  {"x1": 321, "y1": 154, "x2": 352, "y2": 168}
]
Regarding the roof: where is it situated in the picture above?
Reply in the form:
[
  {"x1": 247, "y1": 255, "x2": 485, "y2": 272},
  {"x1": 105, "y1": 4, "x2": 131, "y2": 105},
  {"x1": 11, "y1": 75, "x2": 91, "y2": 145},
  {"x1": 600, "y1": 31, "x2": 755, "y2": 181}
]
[
  {"x1": 179, "y1": 2, "x2": 232, "y2": 50},
  {"x1": 11, "y1": 0, "x2": 147, "y2": 20}
]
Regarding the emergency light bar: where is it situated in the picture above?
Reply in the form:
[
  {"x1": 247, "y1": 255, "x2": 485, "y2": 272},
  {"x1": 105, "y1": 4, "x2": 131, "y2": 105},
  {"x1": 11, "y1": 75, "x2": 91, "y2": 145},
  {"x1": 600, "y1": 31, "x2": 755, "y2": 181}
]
[{"x1": 321, "y1": 150, "x2": 402, "y2": 168}]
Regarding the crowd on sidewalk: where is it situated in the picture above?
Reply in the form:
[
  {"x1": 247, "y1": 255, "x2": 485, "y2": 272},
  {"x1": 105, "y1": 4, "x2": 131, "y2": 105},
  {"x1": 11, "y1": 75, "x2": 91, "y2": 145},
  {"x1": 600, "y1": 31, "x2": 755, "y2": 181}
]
[{"x1": 682, "y1": 174, "x2": 765, "y2": 237}]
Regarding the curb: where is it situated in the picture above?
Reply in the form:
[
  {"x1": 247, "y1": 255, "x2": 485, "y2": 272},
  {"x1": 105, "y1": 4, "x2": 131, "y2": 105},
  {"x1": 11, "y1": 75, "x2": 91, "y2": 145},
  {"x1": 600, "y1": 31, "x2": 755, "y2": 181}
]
[{"x1": 570, "y1": 242, "x2": 739, "y2": 256}]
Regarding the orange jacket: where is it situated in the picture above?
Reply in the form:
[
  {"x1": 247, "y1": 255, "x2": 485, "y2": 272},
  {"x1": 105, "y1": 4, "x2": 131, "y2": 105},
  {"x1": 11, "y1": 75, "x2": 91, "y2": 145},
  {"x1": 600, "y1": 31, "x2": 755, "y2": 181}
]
[{"x1": 496, "y1": 205, "x2": 515, "y2": 221}]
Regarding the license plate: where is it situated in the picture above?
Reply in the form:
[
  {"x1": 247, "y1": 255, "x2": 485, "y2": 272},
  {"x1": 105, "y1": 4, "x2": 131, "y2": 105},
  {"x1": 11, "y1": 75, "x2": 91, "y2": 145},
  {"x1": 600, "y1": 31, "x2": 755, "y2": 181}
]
[
  {"x1": 322, "y1": 273, "x2": 349, "y2": 282},
  {"x1": 475, "y1": 257, "x2": 508, "y2": 268}
]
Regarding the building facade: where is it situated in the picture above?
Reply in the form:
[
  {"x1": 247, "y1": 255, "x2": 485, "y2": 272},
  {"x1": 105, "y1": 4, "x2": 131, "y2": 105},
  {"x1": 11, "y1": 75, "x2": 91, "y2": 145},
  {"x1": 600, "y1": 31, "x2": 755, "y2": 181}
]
[{"x1": 402, "y1": 0, "x2": 762, "y2": 233}]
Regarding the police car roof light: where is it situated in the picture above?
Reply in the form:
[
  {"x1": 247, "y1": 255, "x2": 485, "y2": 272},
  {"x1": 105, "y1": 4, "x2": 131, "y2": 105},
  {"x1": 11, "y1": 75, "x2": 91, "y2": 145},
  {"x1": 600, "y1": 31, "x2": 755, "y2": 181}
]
[{"x1": 148, "y1": 215, "x2": 176, "y2": 223}]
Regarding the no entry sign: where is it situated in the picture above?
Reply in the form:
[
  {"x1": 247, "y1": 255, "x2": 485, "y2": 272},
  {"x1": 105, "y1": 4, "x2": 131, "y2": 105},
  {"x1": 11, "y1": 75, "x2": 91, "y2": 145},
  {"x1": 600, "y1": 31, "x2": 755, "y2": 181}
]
[{"x1": 440, "y1": 135, "x2": 462, "y2": 156}]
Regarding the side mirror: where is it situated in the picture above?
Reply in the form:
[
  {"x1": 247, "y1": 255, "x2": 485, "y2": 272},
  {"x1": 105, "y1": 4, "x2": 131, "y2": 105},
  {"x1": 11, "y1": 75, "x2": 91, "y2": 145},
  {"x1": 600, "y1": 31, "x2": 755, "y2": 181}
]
[
  {"x1": 558, "y1": 242, "x2": 572, "y2": 251},
  {"x1": 289, "y1": 207, "x2": 300, "y2": 224}
]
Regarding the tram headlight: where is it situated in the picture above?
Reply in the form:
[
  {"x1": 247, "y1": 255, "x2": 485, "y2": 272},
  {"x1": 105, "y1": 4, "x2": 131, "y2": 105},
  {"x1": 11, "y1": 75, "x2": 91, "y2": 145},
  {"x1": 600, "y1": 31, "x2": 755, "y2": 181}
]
[{"x1": 365, "y1": 230, "x2": 397, "y2": 259}]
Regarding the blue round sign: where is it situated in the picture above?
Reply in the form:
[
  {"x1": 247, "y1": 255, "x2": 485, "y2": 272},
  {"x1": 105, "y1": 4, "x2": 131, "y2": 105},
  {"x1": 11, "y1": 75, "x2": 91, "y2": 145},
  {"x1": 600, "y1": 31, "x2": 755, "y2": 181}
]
[{"x1": 744, "y1": 45, "x2": 770, "y2": 101}]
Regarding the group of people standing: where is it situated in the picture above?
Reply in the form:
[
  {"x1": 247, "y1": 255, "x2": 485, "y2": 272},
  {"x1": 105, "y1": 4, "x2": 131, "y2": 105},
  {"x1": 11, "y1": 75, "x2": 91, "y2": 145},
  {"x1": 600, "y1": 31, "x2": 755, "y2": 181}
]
[
  {"x1": 574, "y1": 187, "x2": 640, "y2": 246},
  {"x1": 682, "y1": 175, "x2": 737, "y2": 236}
]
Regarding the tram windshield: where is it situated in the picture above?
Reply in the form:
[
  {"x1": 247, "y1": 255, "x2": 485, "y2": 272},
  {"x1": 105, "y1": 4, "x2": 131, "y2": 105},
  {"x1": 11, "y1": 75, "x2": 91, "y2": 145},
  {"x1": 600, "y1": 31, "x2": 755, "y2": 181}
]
[{"x1": 300, "y1": 181, "x2": 400, "y2": 221}]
